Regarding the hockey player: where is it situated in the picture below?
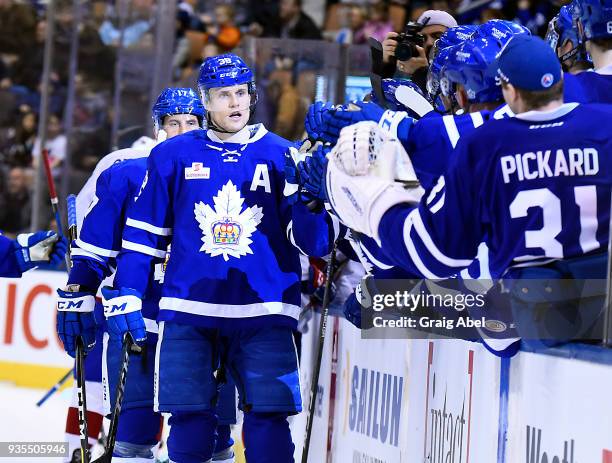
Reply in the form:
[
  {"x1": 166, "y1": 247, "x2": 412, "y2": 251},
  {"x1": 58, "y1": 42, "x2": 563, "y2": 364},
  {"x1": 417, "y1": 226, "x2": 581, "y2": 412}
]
[
  {"x1": 563, "y1": 0, "x2": 612, "y2": 103},
  {"x1": 325, "y1": 35, "x2": 612, "y2": 293},
  {"x1": 545, "y1": 2, "x2": 592, "y2": 74},
  {"x1": 62, "y1": 124, "x2": 156, "y2": 463},
  {"x1": 104, "y1": 54, "x2": 335, "y2": 463},
  {"x1": 0, "y1": 231, "x2": 66, "y2": 277},
  {"x1": 56, "y1": 88, "x2": 237, "y2": 462}
]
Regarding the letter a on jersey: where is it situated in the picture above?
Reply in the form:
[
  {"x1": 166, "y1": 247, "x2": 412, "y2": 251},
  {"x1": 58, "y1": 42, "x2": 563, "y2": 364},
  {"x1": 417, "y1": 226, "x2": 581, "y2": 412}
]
[{"x1": 194, "y1": 180, "x2": 263, "y2": 261}]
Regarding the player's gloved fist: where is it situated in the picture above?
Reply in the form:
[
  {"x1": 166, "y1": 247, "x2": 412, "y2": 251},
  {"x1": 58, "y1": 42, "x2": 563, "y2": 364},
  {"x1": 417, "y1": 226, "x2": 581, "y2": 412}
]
[
  {"x1": 283, "y1": 143, "x2": 315, "y2": 205},
  {"x1": 101, "y1": 286, "x2": 146, "y2": 346},
  {"x1": 13, "y1": 231, "x2": 67, "y2": 273},
  {"x1": 343, "y1": 276, "x2": 377, "y2": 329},
  {"x1": 56, "y1": 285, "x2": 96, "y2": 358},
  {"x1": 305, "y1": 101, "x2": 333, "y2": 141},
  {"x1": 298, "y1": 143, "x2": 330, "y2": 202},
  {"x1": 319, "y1": 100, "x2": 386, "y2": 143}
]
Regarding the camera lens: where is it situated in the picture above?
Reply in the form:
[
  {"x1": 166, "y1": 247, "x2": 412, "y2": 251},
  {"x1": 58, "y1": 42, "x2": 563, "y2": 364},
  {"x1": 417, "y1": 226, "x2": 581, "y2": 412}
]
[{"x1": 396, "y1": 42, "x2": 415, "y2": 62}]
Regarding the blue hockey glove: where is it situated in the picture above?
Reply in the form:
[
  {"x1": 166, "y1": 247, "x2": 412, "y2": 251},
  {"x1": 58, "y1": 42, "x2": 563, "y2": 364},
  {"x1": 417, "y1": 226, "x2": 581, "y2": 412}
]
[
  {"x1": 13, "y1": 231, "x2": 67, "y2": 273},
  {"x1": 283, "y1": 143, "x2": 315, "y2": 206},
  {"x1": 298, "y1": 143, "x2": 331, "y2": 202},
  {"x1": 318, "y1": 101, "x2": 385, "y2": 143},
  {"x1": 343, "y1": 276, "x2": 377, "y2": 329},
  {"x1": 56, "y1": 285, "x2": 97, "y2": 358},
  {"x1": 101, "y1": 286, "x2": 146, "y2": 346},
  {"x1": 305, "y1": 101, "x2": 334, "y2": 141}
]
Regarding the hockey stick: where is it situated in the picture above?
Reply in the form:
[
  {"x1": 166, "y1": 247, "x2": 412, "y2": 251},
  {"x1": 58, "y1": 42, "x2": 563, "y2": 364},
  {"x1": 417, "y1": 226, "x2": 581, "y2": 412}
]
[
  {"x1": 42, "y1": 149, "x2": 70, "y2": 269},
  {"x1": 91, "y1": 334, "x2": 134, "y2": 463},
  {"x1": 302, "y1": 241, "x2": 338, "y2": 463},
  {"x1": 67, "y1": 194, "x2": 90, "y2": 463},
  {"x1": 36, "y1": 368, "x2": 73, "y2": 407}
]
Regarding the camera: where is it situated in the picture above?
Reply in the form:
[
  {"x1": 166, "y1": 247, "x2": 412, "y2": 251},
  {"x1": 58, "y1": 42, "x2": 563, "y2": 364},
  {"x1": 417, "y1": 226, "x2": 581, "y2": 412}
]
[{"x1": 395, "y1": 21, "x2": 426, "y2": 61}]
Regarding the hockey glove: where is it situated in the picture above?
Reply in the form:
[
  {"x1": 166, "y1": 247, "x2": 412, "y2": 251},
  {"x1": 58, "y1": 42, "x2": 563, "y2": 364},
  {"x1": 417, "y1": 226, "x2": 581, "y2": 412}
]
[
  {"x1": 56, "y1": 285, "x2": 97, "y2": 358},
  {"x1": 283, "y1": 143, "x2": 315, "y2": 206},
  {"x1": 13, "y1": 231, "x2": 67, "y2": 273},
  {"x1": 343, "y1": 276, "x2": 378, "y2": 330},
  {"x1": 298, "y1": 143, "x2": 330, "y2": 202},
  {"x1": 305, "y1": 101, "x2": 334, "y2": 141},
  {"x1": 320, "y1": 100, "x2": 413, "y2": 143},
  {"x1": 102, "y1": 286, "x2": 146, "y2": 346}
]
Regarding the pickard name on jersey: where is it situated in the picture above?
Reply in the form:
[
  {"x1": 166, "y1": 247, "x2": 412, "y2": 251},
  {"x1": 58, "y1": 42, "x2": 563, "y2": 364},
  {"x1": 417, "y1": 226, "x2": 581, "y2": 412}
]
[
  {"x1": 377, "y1": 103, "x2": 612, "y2": 278},
  {"x1": 115, "y1": 125, "x2": 335, "y2": 329}
]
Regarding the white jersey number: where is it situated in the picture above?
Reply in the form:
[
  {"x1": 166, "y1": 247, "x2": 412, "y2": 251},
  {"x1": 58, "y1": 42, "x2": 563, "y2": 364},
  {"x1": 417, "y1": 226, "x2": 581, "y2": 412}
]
[{"x1": 509, "y1": 186, "x2": 598, "y2": 259}]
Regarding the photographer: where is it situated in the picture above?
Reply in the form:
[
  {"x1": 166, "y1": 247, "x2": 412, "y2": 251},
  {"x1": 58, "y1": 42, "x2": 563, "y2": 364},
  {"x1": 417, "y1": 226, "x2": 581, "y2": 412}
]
[{"x1": 378, "y1": 10, "x2": 457, "y2": 92}]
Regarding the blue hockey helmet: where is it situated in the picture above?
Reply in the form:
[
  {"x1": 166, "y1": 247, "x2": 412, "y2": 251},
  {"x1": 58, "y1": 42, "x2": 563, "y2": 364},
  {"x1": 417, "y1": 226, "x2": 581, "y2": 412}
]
[
  {"x1": 369, "y1": 78, "x2": 429, "y2": 117},
  {"x1": 473, "y1": 19, "x2": 531, "y2": 45},
  {"x1": 434, "y1": 24, "x2": 479, "y2": 52},
  {"x1": 197, "y1": 53, "x2": 257, "y2": 114},
  {"x1": 574, "y1": 0, "x2": 612, "y2": 41},
  {"x1": 443, "y1": 36, "x2": 505, "y2": 103},
  {"x1": 151, "y1": 87, "x2": 204, "y2": 133}
]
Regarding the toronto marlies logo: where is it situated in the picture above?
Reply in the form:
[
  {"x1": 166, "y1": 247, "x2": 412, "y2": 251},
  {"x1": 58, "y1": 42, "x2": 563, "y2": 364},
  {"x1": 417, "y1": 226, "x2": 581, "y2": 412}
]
[{"x1": 194, "y1": 180, "x2": 263, "y2": 261}]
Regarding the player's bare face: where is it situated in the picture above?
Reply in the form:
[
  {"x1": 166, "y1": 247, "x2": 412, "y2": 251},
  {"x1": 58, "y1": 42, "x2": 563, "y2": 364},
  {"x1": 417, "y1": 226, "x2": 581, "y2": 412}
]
[
  {"x1": 207, "y1": 84, "x2": 251, "y2": 133},
  {"x1": 162, "y1": 114, "x2": 200, "y2": 138}
]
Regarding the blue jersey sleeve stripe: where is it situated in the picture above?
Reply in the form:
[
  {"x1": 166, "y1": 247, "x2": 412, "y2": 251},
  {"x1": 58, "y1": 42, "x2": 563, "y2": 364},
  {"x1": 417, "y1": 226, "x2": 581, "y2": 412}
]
[
  {"x1": 402, "y1": 215, "x2": 443, "y2": 278},
  {"x1": 71, "y1": 247, "x2": 105, "y2": 263},
  {"x1": 122, "y1": 239, "x2": 167, "y2": 258},
  {"x1": 125, "y1": 218, "x2": 173, "y2": 236},
  {"x1": 286, "y1": 221, "x2": 308, "y2": 256},
  {"x1": 358, "y1": 241, "x2": 394, "y2": 270},
  {"x1": 428, "y1": 192, "x2": 445, "y2": 214},
  {"x1": 442, "y1": 115, "x2": 460, "y2": 148},
  {"x1": 425, "y1": 177, "x2": 445, "y2": 206},
  {"x1": 412, "y1": 210, "x2": 473, "y2": 267},
  {"x1": 75, "y1": 238, "x2": 119, "y2": 258},
  {"x1": 469, "y1": 112, "x2": 484, "y2": 128}
]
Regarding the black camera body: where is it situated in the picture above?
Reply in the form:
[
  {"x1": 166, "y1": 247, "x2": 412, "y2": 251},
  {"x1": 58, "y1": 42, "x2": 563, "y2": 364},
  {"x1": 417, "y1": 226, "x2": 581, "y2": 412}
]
[{"x1": 395, "y1": 21, "x2": 426, "y2": 61}]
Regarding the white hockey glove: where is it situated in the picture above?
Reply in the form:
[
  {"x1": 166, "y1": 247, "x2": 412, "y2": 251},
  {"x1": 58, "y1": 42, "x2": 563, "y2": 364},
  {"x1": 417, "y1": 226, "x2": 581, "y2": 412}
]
[{"x1": 325, "y1": 122, "x2": 424, "y2": 240}]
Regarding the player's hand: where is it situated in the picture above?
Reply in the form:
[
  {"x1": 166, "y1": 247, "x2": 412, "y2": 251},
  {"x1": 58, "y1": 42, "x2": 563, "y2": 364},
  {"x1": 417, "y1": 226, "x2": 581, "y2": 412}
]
[
  {"x1": 283, "y1": 143, "x2": 315, "y2": 205},
  {"x1": 320, "y1": 101, "x2": 387, "y2": 143},
  {"x1": 101, "y1": 286, "x2": 146, "y2": 346},
  {"x1": 298, "y1": 143, "x2": 330, "y2": 202},
  {"x1": 343, "y1": 276, "x2": 378, "y2": 329},
  {"x1": 56, "y1": 285, "x2": 96, "y2": 358},
  {"x1": 13, "y1": 231, "x2": 67, "y2": 273},
  {"x1": 305, "y1": 101, "x2": 333, "y2": 142}
]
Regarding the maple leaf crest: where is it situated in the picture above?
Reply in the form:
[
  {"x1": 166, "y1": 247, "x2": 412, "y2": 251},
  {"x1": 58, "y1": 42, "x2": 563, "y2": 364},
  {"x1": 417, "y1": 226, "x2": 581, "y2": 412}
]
[{"x1": 194, "y1": 180, "x2": 263, "y2": 261}]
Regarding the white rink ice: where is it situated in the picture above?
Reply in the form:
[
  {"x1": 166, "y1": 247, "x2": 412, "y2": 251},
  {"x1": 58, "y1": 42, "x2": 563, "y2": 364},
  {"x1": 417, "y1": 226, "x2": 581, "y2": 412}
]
[{"x1": 0, "y1": 381, "x2": 71, "y2": 462}]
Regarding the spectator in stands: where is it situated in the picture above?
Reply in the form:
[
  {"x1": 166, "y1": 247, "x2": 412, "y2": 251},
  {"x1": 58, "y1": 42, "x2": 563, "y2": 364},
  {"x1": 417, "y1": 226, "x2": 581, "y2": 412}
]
[
  {"x1": 279, "y1": 0, "x2": 322, "y2": 40},
  {"x1": 0, "y1": 110, "x2": 36, "y2": 168},
  {"x1": 0, "y1": 166, "x2": 32, "y2": 237},
  {"x1": 361, "y1": 2, "x2": 395, "y2": 43},
  {"x1": 336, "y1": 5, "x2": 367, "y2": 44},
  {"x1": 0, "y1": 0, "x2": 37, "y2": 56},
  {"x1": 32, "y1": 113, "x2": 66, "y2": 177},
  {"x1": 266, "y1": 61, "x2": 307, "y2": 140},
  {"x1": 512, "y1": 0, "x2": 549, "y2": 35},
  {"x1": 208, "y1": 5, "x2": 241, "y2": 52},
  {"x1": 244, "y1": 0, "x2": 281, "y2": 38}
]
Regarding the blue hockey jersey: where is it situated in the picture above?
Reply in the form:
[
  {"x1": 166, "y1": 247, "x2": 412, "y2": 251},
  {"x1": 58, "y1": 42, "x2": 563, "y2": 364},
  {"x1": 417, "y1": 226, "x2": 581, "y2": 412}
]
[
  {"x1": 378, "y1": 103, "x2": 612, "y2": 278},
  {"x1": 402, "y1": 105, "x2": 514, "y2": 191},
  {"x1": 0, "y1": 235, "x2": 20, "y2": 278},
  {"x1": 115, "y1": 124, "x2": 335, "y2": 329},
  {"x1": 564, "y1": 67, "x2": 612, "y2": 105},
  {"x1": 69, "y1": 157, "x2": 164, "y2": 331}
]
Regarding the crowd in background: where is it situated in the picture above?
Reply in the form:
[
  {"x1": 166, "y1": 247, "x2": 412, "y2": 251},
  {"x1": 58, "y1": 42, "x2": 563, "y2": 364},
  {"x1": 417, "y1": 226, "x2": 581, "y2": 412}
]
[{"x1": 0, "y1": 0, "x2": 563, "y2": 237}]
